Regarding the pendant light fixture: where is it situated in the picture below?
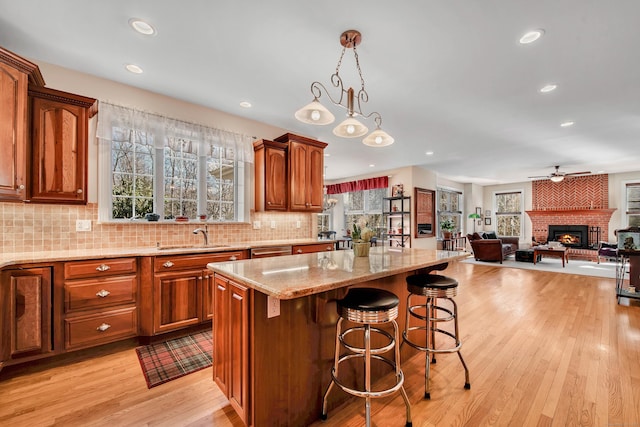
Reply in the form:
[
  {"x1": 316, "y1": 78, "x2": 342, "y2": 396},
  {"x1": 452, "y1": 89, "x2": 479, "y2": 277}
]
[{"x1": 295, "y1": 30, "x2": 394, "y2": 147}]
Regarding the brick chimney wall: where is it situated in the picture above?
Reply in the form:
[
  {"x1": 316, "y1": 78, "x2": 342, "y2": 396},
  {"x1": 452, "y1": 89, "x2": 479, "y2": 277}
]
[{"x1": 527, "y1": 174, "x2": 615, "y2": 247}]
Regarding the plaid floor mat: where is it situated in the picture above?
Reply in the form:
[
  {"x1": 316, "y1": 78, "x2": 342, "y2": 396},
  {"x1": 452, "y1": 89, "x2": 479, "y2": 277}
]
[{"x1": 135, "y1": 330, "x2": 213, "y2": 388}]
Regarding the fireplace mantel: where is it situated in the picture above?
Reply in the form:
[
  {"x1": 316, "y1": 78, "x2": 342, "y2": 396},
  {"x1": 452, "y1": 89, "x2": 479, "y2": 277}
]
[{"x1": 526, "y1": 209, "x2": 617, "y2": 217}]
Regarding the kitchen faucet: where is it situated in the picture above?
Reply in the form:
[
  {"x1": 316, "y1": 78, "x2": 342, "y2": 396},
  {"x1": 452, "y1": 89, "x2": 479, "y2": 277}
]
[{"x1": 193, "y1": 226, "x2": 208, "y2": 246}]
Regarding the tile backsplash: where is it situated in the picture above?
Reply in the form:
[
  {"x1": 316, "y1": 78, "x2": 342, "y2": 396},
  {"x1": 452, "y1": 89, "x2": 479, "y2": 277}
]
[{"x1": 0, "y1": 203, "x2": 314, "y2": 253}]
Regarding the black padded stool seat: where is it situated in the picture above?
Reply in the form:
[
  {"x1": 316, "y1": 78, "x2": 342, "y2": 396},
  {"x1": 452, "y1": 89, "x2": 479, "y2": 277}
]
[
  {"x1": 338, "y1": 288, "x2": 400, "y2": 324},
  {"x1": 402, "y1": 273, "x2": 469, "y2": 399},
  {"x1": 322, "y1": 287, "x2": 412, "y2": 427}
]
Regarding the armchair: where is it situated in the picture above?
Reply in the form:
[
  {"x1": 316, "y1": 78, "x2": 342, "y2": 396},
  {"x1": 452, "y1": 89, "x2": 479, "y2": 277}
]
[{"x1": 597, "y1": 241, "x2": 617, "y2": 264}]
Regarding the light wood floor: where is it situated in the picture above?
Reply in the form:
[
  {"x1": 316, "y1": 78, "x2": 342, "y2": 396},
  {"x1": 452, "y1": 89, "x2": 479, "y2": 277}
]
[{"x1": 1, "y1": 262, "x2": 639, "y2": 427}]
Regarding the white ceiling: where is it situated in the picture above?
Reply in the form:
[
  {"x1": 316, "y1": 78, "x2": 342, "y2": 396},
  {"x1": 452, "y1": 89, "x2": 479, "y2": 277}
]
[{"x1": 1, "y1": 0, "x2": 639, "y2": 184}]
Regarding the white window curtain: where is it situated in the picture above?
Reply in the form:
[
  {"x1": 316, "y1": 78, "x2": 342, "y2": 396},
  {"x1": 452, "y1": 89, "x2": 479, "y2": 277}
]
[{"x1": 96, "y1": 102, "x2": 255, "y2": 163}]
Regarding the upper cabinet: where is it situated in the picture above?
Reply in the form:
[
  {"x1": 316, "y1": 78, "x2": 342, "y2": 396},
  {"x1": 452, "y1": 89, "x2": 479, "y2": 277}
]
[
  {"x1": 0, "y1": 47, "x2": 44, "y2": 202},
  {"x1": 0, "y1": 46, "x2": 97, "y2": 204},
  {"x1": 273, "y1": 133, "x2": 327, "y2": 212},
  {"x1": 28, "y1": 86, "x2": 97, "y2": 204},
  {"x1": 253, "y1": 139, "x2": 288, "y2": 211}
]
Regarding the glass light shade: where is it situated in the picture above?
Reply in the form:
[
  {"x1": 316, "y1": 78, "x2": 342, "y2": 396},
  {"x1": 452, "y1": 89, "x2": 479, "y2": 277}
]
[
  {"x1": 333, "y1": 117, "x2": 368, "y2": 138},
  {"x1": 294, "y1": 99, "x2": 335, "y2": 125},
  {"x1": 362, "y1": 128, "x2": 394, "y2": 147},
  {"x1": 550, "y1": 175, "x2": 564, "y2": 182}
]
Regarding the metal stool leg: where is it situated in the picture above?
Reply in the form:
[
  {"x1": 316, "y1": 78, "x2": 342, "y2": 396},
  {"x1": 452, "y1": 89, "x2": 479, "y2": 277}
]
[
  {"x1": 392, "y1": 319, "x2": 412, "y2": 426},
  {"x1": 364, "y1": 323, "x2": 371, "y2": 427},
  {"x1": 321, "y1": 317, "x2": 343, "y2": 419},
  {"x1": 452, "y1": 299, "x2": 470, "y2": 389}
]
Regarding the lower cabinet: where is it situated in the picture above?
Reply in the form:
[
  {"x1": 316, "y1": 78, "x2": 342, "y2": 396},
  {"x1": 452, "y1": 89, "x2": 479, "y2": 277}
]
[
  {"x1": 293, "y1": 242, "x2": 335, "y2": 254},
  {"x1": 146, "y1": 251, "x2": 248, "y2": 335},
  {"x1": 62, "y1": 258, "x2": 138, "y2": 350},
  {"x1": 213, "y1": 274, "x2": 250, "y2": 425},
  {"x1": 0, "y1": 267, "x2": 53, "y2": 365}
]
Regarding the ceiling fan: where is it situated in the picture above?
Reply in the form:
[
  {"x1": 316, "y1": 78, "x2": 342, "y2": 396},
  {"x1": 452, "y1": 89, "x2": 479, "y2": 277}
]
[{"x1": 528, "y1": 165, "x2": 591, "y2": 182}]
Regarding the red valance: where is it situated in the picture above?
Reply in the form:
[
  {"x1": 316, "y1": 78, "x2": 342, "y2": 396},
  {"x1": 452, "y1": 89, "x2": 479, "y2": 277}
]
[{"x1": 326, "y1": 176, "x2": 389, "y2": 194}]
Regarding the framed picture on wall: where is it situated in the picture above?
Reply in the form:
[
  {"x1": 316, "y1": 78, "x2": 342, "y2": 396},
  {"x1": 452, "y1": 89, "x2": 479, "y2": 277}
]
[
  {"x1": 485, "y1": 210, "x2": 491, "y2": 217},
  {"x1": 484, "y1": 218, "x2": 491, "y2": 225},
  {"x1": 475, "y1": 207, "x2": 482, "y2": 215}
]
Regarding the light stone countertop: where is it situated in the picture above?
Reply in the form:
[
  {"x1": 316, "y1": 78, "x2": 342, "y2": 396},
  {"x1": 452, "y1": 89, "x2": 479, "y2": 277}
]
[
  {"x1": 207, "y1": 247, "x2": 470, "y2": 299},
  {"x1": 0, "y1": 238, "x2": 330, "y2": 269}
]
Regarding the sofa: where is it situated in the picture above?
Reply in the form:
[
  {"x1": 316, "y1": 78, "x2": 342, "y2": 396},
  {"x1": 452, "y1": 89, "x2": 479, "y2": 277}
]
[{"x1": 468, "y1": 232, "x2": 519, "y2": 263}]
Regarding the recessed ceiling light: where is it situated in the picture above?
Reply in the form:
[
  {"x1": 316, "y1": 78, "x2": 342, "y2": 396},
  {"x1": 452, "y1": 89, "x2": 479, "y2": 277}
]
[
  {"x1": 129, "y1": 18, "x2": 156, "y2": 36},
  {"x1": 519, "y1": 29, "x2": 544, "y2": 44},
  {"x1": 425, "y1": 151, "x2": 434, "y2": 156},
  {"x1": 125, "y1": 64, "x2": 144, "y2": 74},
  {"x1": 324, "y1": 153, "x2": 330, "y2": 157},
  {"x1": 239, "y1": 101, "x2": 252, "y2": 108},
  {"x1": 369, "y1": 164, "x2": 375, "y2": 168},
  {"x1": 560, "y1": 121, "x2": 575, "y2": 127},
  {"x1": 539, "y1": 84, "x2": 557, "y2": 93}
]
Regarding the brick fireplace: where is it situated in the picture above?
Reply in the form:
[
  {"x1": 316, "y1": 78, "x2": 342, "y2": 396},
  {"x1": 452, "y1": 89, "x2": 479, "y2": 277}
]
[{"x1": 526, "y1": 175, "x2": 615, "y2": 248}]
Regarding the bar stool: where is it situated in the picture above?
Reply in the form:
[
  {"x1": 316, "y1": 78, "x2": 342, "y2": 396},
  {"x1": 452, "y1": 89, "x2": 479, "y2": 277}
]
[
  {"x1": 403, "y1": 274, "x2": 470, "y2": 399},
  {"x1": 321, "y1": 287, "x2": 412, "y2": 427}
]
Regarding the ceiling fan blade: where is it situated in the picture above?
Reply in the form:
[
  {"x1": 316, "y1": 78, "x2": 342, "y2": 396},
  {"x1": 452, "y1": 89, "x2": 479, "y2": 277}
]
[
  {"x1": 527, "y1": 175, "x2": 550, "y2": 179},
  {"x1": 564, "y1": 171, "x2": 591, "y2": 176}
]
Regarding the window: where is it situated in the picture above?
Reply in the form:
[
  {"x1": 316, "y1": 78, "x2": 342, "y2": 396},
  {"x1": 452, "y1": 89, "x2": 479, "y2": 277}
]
[
  {"x1": 495, "y1": 191, "x2": 522, "y2": 237},
  {"x1": 98, "y1": 103, "x2": 253, "y2": 222},
  {"x1": 437, "y1": 188, "x2": 462, "y2": 234},
  {"x1": 625, "y1": 183, "x2": 640, "y2": 227},
  {"x1": 343, "y1": 188, "x2": 386, "y2": 237}
]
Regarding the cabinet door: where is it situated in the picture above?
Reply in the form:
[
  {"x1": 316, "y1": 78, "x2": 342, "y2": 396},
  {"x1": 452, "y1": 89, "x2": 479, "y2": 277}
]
[
  {"x1": 289, "y1": 141, "x2": 310, "y2": 211},
  {"x1": 289, "y1": 140, "x2": 324, "y2": 212},
  {"x1": 213, "y1": 275, "x2": 229, "y2": 395},
  {"x1": 229, "y1": 281, "x2": 250, "y2": 425},
  {"x1": 202, "y1": 271, "x2": 213, "y2": 321},
  {"x1": 306, "y1": 144, "x2": 325, "y2": 211},
  {"x1": 30, "y1": 96, "x2": 87, "y2": 203},
  {"x1": 264, "y1": 145, "x2": 287, "y2": 210},
  {"x1": 153, "y1": 269, "x2": 202, "y2": 334},
  {"x1": 0, "y1": 62, "x2": 28, "y2": 201},
  {"x1": 1, "y1": 267, "x2": 52, "y2": 360}
]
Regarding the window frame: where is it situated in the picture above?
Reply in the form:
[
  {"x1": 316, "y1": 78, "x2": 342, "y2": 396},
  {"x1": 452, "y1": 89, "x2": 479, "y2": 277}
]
[
  {"x1": 436, "y1": 187, "x2": 463, "y2": 235},
  {"x1": 97, "y1": 109, "x2": 249, "y2": 224},
  {"x1": 493, "y1": 190, "x2": 523, "y2": 237},
  {"x1": 624, "y1": 181, "x2": 640, "y2": 228}
]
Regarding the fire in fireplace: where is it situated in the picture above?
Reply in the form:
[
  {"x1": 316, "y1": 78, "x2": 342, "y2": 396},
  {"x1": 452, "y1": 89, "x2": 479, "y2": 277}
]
[{"x1": 547, "y1": 225, "x2": 589, "y2": 249}]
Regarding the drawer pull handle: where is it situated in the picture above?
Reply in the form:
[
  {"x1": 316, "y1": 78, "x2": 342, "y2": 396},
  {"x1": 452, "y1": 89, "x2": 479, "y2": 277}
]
[
  {"x1": 217, "y1": 285, "x2": 226, "y2": 291},
  {"x1": 232, "y1": 294, "x2": 243, "y2": 301},
  {"x1": 229, "y1": 256, "x2": 237, "y2": 261},
  {"x1": 96, "y1": 264, "x2": 110, "y2": 272},
  {"x1": 96, "y1": 289, "x2": 111, "y2": 298},
  {"x1": 163, "y1": 261, "x2": 175, "y2": 268},
  {"x1": 297, "y1": 249, "x2": 303, "y2": 254},
  {"x1": 96, "y1": 323, "x2": 111, "y2": 332},
  {"x1": 77, "y1": 189, "x2": 83, "y2": 194},
  {"x1": 326, "y1": 246, "x2": 332, "y2": 251}
]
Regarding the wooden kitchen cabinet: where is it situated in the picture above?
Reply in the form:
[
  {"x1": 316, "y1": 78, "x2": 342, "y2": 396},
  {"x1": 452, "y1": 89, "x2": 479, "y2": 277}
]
[
  {"x1": 144, "y1": 250, "x2": 247, "y2": 335},
  {"x1": 0, "y1": 47, "x2": 45, "y2": 202},
  {"x1": 213, "y1": 274, "x2": 250, "y2": 425},
  {"x1": 292, "y1": 242, "x2": 334, "y2": 254},
  {"x1": 28, "y1": 86, "x2": 97, "y2": 204},
  {"x1": 62, "y1": 258, "x2": 138, "y2": 350},
  {"x1": 253, "y1": 139, "x2": 287, "y2": 211},
  {"x1": 254, "y1": 133, "x2": 326, "y2": 213},
  {"x1": 274, "y1": 133, "x2": 327, "y2": 212},
  {"x1": 0, "y1": 267, "x2": 53, "y2": 366}
]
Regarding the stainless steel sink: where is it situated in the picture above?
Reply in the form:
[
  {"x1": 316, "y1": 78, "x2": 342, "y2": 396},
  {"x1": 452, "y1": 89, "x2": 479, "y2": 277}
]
[{"x1": 156, "y1": 244, "x2": 229, "y2": 250}]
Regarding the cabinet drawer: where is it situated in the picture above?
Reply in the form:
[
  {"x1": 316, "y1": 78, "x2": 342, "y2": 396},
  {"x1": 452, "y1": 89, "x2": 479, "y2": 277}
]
[
  {"x1": 65, "y1": 307, "x2": 137, "y2": 350},
  {"x1": 154, "y1": 251, "x2": 247, "y2": 272},
  {"x1": 65, "y1": 275, "x2": 137, "y2": 313},
  {"x1": 65, "y1": 258, "x2": 137, "y2": 279},
  {"x1": 293, "y1": 243, "x2": 335, "y2": 254}
]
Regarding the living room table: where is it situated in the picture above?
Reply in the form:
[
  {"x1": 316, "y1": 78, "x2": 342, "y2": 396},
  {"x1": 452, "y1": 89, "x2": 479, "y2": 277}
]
[{"x1": 533, "y1": 246, "x2": 568, "y2": 267}]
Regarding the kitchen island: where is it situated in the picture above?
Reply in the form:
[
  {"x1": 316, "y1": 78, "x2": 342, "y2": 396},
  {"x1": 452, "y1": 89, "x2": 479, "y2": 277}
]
[{"x1": 207, "y1": 247, "x2": 469, "y2": 426}]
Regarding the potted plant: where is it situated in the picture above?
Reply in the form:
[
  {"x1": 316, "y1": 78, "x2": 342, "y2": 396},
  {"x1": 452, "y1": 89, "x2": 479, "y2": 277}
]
[
  {"x1": 352, "y1": 218, "x2": 374, "y2": 257},
  {"x1": 440, "y1": 218, "x2": 455, "y2": 239}
]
